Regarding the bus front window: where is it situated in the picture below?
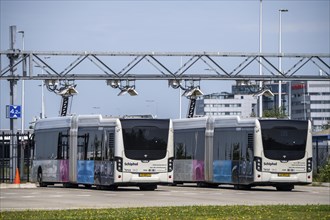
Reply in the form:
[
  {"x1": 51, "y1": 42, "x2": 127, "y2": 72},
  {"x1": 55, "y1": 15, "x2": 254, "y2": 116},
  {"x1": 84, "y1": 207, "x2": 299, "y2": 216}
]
[
  {"x1": 121, "y1": 119, "x2": 169, "y2": 160},
  {"x1": 260, "y1": 120, "x2": 308, "y2": 160}
]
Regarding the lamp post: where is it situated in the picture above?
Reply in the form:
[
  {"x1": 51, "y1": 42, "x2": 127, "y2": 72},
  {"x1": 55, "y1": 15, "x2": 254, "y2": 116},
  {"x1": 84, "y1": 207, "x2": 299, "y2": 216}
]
[
  {"x1": 17, "y1": 30, "x2": 25, "y2": 133},
  {"x1": 259, "y1": 0, "x2": 263, "y2": 118},
  {"x1": 303, "y1": 82, "x2": 306, "y2": 120},
  {"x1": 278, "y1": 9, "x2": 288, "y2": 112},
  {"x1": 146, "y1": 100, "x2": 157, "y2": 118},
  {"x1": 35, "y1": 57, "x2": 50, "y2": 118},
  {"x1": 35, "y1": 66, "x2": 46, "y2": 118}
]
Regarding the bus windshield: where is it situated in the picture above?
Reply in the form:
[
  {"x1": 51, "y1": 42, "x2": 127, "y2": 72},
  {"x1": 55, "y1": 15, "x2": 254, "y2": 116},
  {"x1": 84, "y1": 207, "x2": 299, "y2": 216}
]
[
  {"x1": 121, "y1": 119, "x2": 169, "y2": 160},
  {"x1": 259, "y1": 120, "x2": 308, "y2": 160}
]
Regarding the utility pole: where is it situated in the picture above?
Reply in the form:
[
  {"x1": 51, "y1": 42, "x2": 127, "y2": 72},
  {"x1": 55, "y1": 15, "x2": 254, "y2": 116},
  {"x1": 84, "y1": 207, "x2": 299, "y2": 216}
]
[
  {"x1": 259, "y1": 0, "x2": 263, "y2": 118},
  {"x1": 9, "y1": 25, "x2": 18, "y2": 182},
  {"x1": 278, "y1": 9, "x2": 288, "y2": 113},
  {"x1": 18, "y1": 30, "x2": 25, "y2": 134}
]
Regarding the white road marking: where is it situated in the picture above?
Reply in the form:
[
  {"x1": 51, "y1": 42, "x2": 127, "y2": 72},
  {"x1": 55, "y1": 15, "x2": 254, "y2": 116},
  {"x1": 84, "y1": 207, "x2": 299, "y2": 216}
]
[
  {"x1": 21, "y1": 196, "x2": 35, "y2": 198},
  {"x1": 104, "y1": 193, "x2": 117, "y2": 196},
  {"x1": 184, "y1": 193, "x2": 197, "y2": 195},
  {"x1": 49, "y1": 195, "x2": 63, "y2": 198}
]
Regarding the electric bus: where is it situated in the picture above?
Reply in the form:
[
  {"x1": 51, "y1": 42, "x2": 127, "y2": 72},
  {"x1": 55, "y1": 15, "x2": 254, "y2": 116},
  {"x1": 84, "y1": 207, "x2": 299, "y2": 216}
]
[
  {"x1": 31, "y1": 115, "x2": 174, "y2": 190},
  {"x1": 173, "y1": 116, "x2": 312, "y2": 191}
]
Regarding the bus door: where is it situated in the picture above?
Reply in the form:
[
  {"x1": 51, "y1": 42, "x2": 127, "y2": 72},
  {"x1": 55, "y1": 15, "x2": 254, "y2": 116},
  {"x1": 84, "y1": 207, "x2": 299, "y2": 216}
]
[
  {"x1": 233, "y1": 128, "x2": 253, "y2": 185},
  {"x1": 94, "y1": 129, "x2": 115, "y2": 186},
  {"x1": 57, "y1": 132, "x2": 70, "y2": 182},
  {"x1": 77, "y1": 131, "x2": 94, "y2": 185}
]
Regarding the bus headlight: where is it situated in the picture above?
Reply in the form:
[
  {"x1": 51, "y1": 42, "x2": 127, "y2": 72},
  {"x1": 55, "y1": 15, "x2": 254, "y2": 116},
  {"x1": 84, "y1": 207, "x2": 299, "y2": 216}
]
[
  {"x1": 168, "y1": 157, "x2": 174, "y2": 172},
  {"x1": 307, "y1": 157, "x2": 312, "y2": 173},
  {"x1": 115, "y1": 157, "x2": 123, "y2": 172},
  {"x1": 254, "y1": 157, "x2": 262, "y2": 172}
]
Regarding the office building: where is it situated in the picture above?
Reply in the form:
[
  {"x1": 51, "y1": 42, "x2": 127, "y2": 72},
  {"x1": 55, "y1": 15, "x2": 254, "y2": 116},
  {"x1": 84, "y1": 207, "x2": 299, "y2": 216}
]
[
  {"x1": 291, "y1": 81, "x2": 330, "y2": 131},
  {"x1": 195, "y1": 92, "x2": 257, "y2": 117}
]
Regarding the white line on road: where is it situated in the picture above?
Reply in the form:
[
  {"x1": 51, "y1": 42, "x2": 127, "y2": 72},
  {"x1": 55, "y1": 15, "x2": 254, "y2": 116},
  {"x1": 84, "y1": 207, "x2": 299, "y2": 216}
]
[
  {"x1": 21, "y1": 196, "x2": 35, "y2": 198},
  {"x1": 49, "y1": 195, "x2": 63, "y2": 198},
  {"x1": 131, "y1": 194, "x2": 145, "y2": 196},
  {"x1": 184, "y1": 193, "x2": 197, "y2": 195},
  {"x1": 104, "y1": 193, "x2": 117, "y2": 196}
]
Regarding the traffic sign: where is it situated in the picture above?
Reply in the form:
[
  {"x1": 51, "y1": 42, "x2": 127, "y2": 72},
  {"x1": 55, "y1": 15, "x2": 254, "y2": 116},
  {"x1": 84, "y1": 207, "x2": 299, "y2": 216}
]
[{"x1": 6, "y1": 105, "x2": 21, "y2": 119}]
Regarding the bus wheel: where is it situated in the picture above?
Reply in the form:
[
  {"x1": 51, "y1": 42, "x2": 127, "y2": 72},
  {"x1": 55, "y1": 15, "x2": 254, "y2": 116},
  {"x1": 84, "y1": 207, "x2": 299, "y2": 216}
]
[
  {"x1": 96, "y1": 185, "x2": 104, "y2": 190},
  {"x1": 37, "y1": 169, "x2": 47, "y2": 187},
  {"x1": 276, "y1": 184, "x2": 294, "y2": 191},
  {"x1": 108, "y1": 185, "x2": 118, "y2": 190},
  {"x1": 63, "y1": 183, "x2": 78, "y2": 188},
  {"x1": 140, "y1": 184, "x2": 157, "y2": 191},
  {"x1": 234, "y1": 184, "x2": 251, "y2": 190},
  {"x1": 84, "y1": 184, "x2": 92, "y2": 189}
]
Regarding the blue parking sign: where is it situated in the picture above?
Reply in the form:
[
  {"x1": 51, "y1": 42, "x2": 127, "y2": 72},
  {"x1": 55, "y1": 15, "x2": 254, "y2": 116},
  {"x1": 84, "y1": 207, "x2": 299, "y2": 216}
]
[{"x1": 7, "y1": 105, "x2": 21, "y2": 119}]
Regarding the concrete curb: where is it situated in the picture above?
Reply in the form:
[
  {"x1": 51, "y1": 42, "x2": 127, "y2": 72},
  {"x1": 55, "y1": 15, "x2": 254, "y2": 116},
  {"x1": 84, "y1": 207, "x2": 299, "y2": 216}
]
[
  {"x1": 0, "y1": 183, "x2": 37, "y2": 189},
  {"x1": 0, "y1": 182, "x2": 328, "y2": 189},
  {"x1": 312, "y1": 182, "x2": 330, "y2": 187}
]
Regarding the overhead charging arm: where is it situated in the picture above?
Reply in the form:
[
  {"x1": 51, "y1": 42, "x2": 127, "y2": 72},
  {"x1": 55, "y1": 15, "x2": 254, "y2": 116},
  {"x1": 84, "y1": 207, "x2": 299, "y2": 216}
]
[{"x1": 60, "y1": 96, "x2": 70, "y2": 116}]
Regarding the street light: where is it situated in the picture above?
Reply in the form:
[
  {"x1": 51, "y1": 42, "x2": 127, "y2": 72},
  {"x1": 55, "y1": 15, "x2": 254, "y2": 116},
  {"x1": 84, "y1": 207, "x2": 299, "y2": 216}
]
[
  {"x1": 301, "y1": 82, "x2": 306, "y2": 120},
  {"x1": 259, "y1": 0, "x2": 263, "y2": 118},
  {"x1": 35, "y1": 66, "x2": 45, "y2": 118},
  {"x1": 146, "y1": 100, "x2": 158, "y2": 117},
  {"x1": 278, "y1": 9, "x2": 288, "y2": 111},
  {"x1": 117, "y1": 86, "x2": 138, "y2": 96},
  {"x1": 169, "y1": 79, "x2": 204, "y2": 98},
  {"x1": 253, "y1": 89, "x2": 274, "y2": 98},
  {"x1": 106, "y1": 79, "x2": 138, "y2": 96}
]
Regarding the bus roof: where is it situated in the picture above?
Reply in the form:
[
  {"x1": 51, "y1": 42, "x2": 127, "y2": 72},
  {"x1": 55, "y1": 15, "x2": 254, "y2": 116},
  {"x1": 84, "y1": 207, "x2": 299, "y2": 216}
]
[
  {"x1": 213, "y1": 116, "x2": 257, "y2": 128},
  {"x1": 173, "y1": 116, "x2": 258, "y2": 130},
  {"x1": 34, "y1": 115, "x2": 119, "y2": 130},
  {"x1": 34, "y1": 116, "x2": 72, "y2": 130},
  {"x1": 77, "y1": 115, "x2": 118, "y2": 127},
  {"x1": 173, "y1": 117, "x2": 209, "y2": 130}
]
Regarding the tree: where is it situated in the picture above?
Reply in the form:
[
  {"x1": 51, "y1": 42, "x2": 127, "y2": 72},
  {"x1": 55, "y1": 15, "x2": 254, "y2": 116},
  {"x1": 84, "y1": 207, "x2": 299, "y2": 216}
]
[
  {"x1": 263, "y1": 107, "x2": 287, "y2": 118},
  {"x1": 321, "y1": 121, "x2": 330, "y2": 130}
]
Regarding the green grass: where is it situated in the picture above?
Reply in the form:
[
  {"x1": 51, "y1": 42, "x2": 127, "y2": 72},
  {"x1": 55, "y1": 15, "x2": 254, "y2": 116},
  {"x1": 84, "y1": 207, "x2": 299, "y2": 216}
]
[{"x1": 1, "y1": 205, "x2": 329, "y2": 220}]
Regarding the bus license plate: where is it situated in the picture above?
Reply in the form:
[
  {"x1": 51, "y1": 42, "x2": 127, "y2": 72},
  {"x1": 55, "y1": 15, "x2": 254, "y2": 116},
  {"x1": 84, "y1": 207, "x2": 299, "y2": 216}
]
[
  {"x1": 278, "y1": 173, "x2": 290, "y2": 177},
  {"x1": 139, "y1": 173, "x2": 152, "y2": 177}
]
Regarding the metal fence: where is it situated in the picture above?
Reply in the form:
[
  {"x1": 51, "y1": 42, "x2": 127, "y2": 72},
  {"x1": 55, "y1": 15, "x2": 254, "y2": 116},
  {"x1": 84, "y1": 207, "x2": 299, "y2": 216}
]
[
  {"x1": 313, "y1": 140, "x2": 330, "y2": 174},
  {"x1": 0, "y1": 132, "x2": 33, "y2": 183}
]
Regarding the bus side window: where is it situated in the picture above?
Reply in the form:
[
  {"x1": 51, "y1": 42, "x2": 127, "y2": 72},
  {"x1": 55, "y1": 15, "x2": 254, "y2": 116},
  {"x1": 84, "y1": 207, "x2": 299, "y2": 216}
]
[
  {"x1": 93, "y1": 134, "x2": 102, "y2": 161},
  {"x1": 107, "y1": 132, "x2": 115, "y2": 161},
  {"x1": 247, "y1": 133, "x2": 254, "y2": 162},
  {"x1": 57, "y1": 131, "x2": 70, "y2": 160},
  {"x1": 57, "y1": 132, "x2": 63, "y2": 159},
  {"x1": 78, "y1": 133, "x2": 89, "y2": 160}
]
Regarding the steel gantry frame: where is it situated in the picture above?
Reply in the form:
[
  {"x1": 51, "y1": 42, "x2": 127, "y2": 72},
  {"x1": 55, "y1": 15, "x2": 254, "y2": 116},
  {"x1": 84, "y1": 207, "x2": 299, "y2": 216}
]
[{"x1": 1, "y1": 51, "x2": 329, "y2": 81}]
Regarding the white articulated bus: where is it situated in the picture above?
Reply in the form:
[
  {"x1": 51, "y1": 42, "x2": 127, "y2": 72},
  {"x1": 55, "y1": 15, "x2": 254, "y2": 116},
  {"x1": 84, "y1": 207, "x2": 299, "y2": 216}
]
[
  {"x1": 31, "y1": 115, "x2": 174, "y2": 190},
  {"x1": 173, "y1": 116, "x2": 312, "y2": 191}
]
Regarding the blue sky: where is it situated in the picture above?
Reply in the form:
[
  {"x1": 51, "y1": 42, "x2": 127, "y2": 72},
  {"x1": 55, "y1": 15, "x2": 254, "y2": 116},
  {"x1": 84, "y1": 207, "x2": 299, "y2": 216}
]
[{"x1": 1, "y1": 0, "x2": 329, "y2": 129}]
